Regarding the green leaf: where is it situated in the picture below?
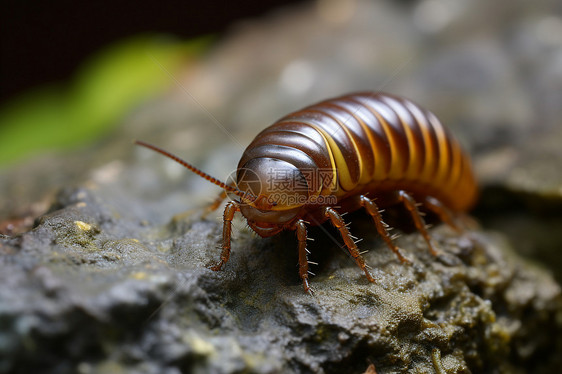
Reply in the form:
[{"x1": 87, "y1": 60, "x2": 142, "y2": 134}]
[{"x1": 0, "y1": 34, "x2": 213, "y2": 166}]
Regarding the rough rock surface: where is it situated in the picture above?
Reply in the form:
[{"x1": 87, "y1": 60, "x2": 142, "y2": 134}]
[
  {"x1": 1, "y1": 185, "x2": 561, "y2": 374},
  {"x1": 2, "y1": 0, "x2": 562, "y2": 373}
]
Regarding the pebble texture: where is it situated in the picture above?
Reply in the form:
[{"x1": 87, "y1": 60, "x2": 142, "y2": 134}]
[{"x1": 1, "y1": 0, "x2": 562, "y2": 373}]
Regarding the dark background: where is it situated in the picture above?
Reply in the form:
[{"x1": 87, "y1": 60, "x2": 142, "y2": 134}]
[{"x1": 0, "y1": 0, "x2": 307, "y2": 103}]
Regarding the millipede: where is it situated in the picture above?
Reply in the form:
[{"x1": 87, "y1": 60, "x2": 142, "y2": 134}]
[{"x1": 136, "y1": 91, "x2": 477, "y2": 293}]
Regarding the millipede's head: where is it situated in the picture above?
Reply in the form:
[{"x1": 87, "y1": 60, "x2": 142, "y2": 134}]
[
  {"x1": 236, "y1": 157, "x2": 309, "y2": 211},
  {"x1": 134, "y1": 141, "x2": 308, "y2": 232},
  {"x1": 235, "y1": 157, "x2": 309, "y2": 233}
]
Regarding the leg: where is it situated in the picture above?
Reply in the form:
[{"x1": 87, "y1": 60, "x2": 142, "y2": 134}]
[
  {"x1": 397, "y1": 190, "x2": 438, "y2": 255},
  {"x1": 324, "y1": 207, "x2": 374, "y2": 282},
  {"x1": 210, "y1": 202, "x2": 239, "y2": 271},
  {"x1": 202, "y1": 189, "x2": 228, "y2": 219},
  {"x1": 359, "y1": 195, "x2": 410, "y2": 263},
  {"x1": 295, "y1": 220, "x2": 313, "y2": 294},
  {"x1": 423, "y1": 196, "x2": 461, "y2": 232}
]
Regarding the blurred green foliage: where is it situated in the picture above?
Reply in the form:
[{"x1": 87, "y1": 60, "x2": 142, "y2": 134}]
[{"x1": 0, "y1": 35, "x2": 212, "y2": 166}]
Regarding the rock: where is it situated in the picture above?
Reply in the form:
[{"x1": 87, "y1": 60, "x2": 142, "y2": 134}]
[{"x1": 1, "y1": 185, "x2": 561, "y2": 374}]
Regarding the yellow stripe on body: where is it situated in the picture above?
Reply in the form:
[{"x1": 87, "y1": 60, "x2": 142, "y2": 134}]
[
  {"x1": 407, "y1": 104, "x2": 437, "y2": 185},
  {"x1": 345, "y1": 108, "x2": 381, "y2": 185},
  {"x1": 323, "y1": 109, "x2": 371, "y2": 187},
  {"x1": 395, "y1": 110, "x2": 422, "y2": 181},
  {"x1": 427, "y1": 112, "x2": 451, "y2": 186},
  {"x1": 380, "y1": 97, "x2": 422, "y2": 181},
  {"x1": 355, "y1": 108, "x2": 392, "y2": 183},
  {"x1": 446, "y1": 138, "x2": 462, "y2": 191},
  {"x1": 294, "y1": 122, "x2": 339, "y2": 196},
  {"x1": 370, "y1": 110, "x2": 404, "y2": 181},
  {"x1": 303, "y1": 121, "x2": 356, "y2": 196}
]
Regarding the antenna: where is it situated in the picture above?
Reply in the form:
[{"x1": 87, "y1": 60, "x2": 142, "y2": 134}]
[{"x1": 134, "y1": 140, "x2": 255, "y2": 202}]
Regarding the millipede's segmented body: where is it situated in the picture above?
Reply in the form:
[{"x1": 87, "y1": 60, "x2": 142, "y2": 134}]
[{"x1": 136, "y1": 92, "x2": 478, "y2": 293}]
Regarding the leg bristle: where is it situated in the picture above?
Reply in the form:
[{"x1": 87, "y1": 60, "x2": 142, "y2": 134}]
[
  {"x1": 398, "y1": 190, "x2": 440, "y2": 256},
  {"x1": 325, "y1": 206, "x2": 374, "y2": 283}
]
